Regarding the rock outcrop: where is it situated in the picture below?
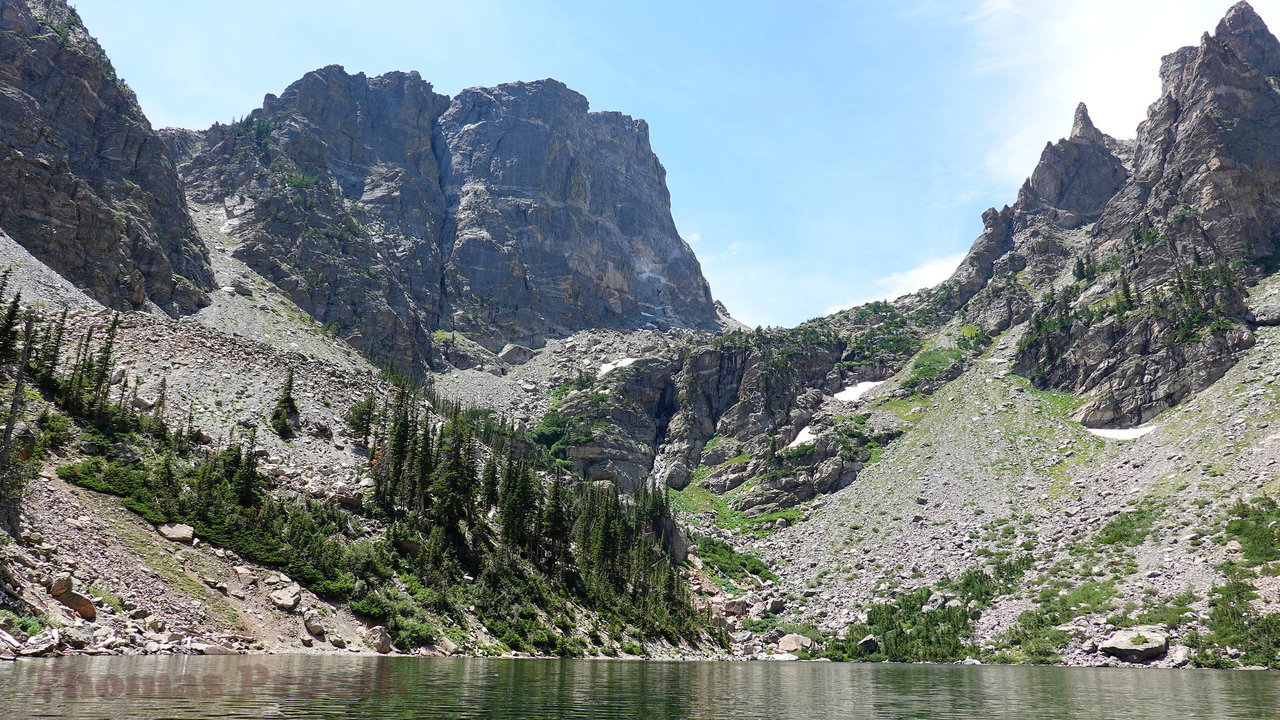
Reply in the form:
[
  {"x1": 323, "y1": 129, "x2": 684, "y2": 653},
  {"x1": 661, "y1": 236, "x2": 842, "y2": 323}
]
[
  {"x1": 0, "y1": 0, "x2": 213, "y2": 314},
  {"x1": 175, "y1": 66, "x2": 720, "y2": 372},
  {"x1": 1100, "y1": 627, "x2": 1169, "y2": 663},
  {"x1": 942, "y1": 1, "x2": 1280, "y2": 426}
]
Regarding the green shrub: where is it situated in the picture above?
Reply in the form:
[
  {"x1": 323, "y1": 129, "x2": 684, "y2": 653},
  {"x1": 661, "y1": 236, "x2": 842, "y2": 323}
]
[
  {"x1": 35, "y1": 410, "x2": 74, "y2": 452},
  {"x1": 1223, "y1": 497, "x2": 1280, "y2": 565},
  {"x1": 901, "y1": 348, "x2": 965, "y2": 391},
  {"x1": 1096, "y1": 507, "x2": 1156, "y2": 545},
  {"x1": 697, "y1": 537, "x2": 777, "y2": 582}
]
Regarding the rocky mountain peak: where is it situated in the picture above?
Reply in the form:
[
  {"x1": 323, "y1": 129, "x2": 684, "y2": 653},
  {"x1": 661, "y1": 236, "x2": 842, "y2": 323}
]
[
  {"x1": 1215, "y1": 0, "x2": 1280, "y2": 78},
  {"x1": 1014, "y1": 102, "x2": 1128, "y2": 230},
  {"x1": 934, "y1": 2, "x2": 1280, "y2": 428},
  {"x1": 176, "y1": 66, "x2": 721, "y2": 373},
  {"x1": 1068, "y1": 102, "x2": 1105, "y2": 144}
]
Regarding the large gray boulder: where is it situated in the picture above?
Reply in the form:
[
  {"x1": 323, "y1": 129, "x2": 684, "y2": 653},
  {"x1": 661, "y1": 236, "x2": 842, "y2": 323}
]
[
  {"x1": 1100, "y1": 626, "x2": 1169, "y2": 663},
  {"x1": 156, "y1": 523, "x2": 194, "y2": 543},
  {"x1": 777, "y1": 633, "x2": 814, "y2": 653},
  {"x1": 367, "y1": 625, "x2": 393, "y2": 654},
  {"x1": 269, "y1": 585, "x2": 302, "y2": 611}
]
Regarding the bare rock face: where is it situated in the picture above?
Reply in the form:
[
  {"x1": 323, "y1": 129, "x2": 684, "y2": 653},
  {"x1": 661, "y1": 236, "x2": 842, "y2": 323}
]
[
  {"x1": 1021, "y1": 104, "x2": 1129, "y2": 228},
  {"x1": 0, "y1": 0, "x2": 213, "y2": 315},
  {"x1": 945, "y1": 1, "x2": 1280, "y2": 426},
  {"x1": 177, "y1": 67, "x2": 720, "y2": 373},
  {"x1": 437, "y1": 80, "x2": 719, "y2": 349}
]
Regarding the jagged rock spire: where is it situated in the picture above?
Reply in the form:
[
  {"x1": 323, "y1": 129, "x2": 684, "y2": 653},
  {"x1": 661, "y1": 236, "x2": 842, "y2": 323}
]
[
  {"x1": 1215, "y1": 0, "x2": 1280, "y2": 77},
  {"x1": 1069, "y1": 102, "x2": 1105, "y2": 144}
]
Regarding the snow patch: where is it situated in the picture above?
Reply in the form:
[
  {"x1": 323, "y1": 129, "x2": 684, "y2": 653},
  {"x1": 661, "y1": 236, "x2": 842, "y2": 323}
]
[
  {"x1": 787, "y1": 425, "x2": 817, "y2": 449},
  {"x1": 834, "y1": 381, "x2": 882, "y2": 403},
  {"x1": 1086, "y1": 426, "x2": 1158, "y2": 440},
  {"x1": 598, "y1": 357, "x2": 638, "y2": 377}
]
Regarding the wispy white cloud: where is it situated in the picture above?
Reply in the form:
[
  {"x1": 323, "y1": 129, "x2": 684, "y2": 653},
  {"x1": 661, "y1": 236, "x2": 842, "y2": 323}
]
[
  {"x1": 825, "y1": 252, "x2": 966, "y2": 315},
  {"x1": 958, "y1": 0, "x2": 1280, "y2": 187}
]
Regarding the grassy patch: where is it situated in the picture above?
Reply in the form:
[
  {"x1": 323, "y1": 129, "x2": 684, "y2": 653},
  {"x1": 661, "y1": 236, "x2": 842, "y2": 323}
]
[
  {"x1": 1223, "y1": 496, "x2": 1280, "y2": 566},
  {"x1": 696, "y1": 537, "x2": 777, "y2": 583},
  {"x1": 669, "y1": 484, "x2": 803, "y2": 536},
  {"x1": 901, "y1": 348, "x2": 965, "y2": 392},
  {"x1": 0, "y1": 609, "x2": 47, "y2": 637},
  {"x1": 1190, "y1": 576, "x2": 1280, "y2": 669},
  {"x1": 988, "y1": 579, "x2": 1117, "y2": 664},
  {"x1": 1096, "y1": 507, "x2": 1157, "y2": 546},
  {"x1": 819, "y1": 555, "x2": 1032, "y2": 663}
]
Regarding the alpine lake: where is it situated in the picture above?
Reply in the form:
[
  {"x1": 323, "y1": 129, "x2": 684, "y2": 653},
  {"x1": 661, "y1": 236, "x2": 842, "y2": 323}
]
[{"x1": 2, "y1": 655, "x2": 1279, "y2": 719}]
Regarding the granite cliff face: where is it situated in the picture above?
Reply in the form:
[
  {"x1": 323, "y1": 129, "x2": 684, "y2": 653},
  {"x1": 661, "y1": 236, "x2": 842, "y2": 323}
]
[
  {"x1": 0, "y1": 0, "x2": 212, "y2": 314},
  {"x1": 945, "y1": 1, "x2": 1280, "y2": 427},
  {"x1": 173, "y1": 67, "x2": 720, "y2": 372}
]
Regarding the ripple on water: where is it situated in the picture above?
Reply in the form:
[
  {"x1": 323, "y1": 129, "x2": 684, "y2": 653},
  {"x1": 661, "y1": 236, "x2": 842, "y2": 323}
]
[{"x1": 2, "y1": 656, "x2": 1280, "y2": 719}]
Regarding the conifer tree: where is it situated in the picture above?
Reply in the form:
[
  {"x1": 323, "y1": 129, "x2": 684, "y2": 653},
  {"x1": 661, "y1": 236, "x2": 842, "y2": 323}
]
[
  {"x1": 37, "y1": 306, "x2": 68, "y2": 383},
  {"x1": 233, "y1": 429, "x2": 263, "y2": 506},
  {"x1": 90, "y1": 313, "x2": 121, "y2": 413},
  {"x1": 344, "y1": 392, "x2": 376, "y2": 445},
  {"x1": 541, "y1": 469, "x2": 568, "y2": 563},
  {"x1": 481, "y1": 454, "x2": 499, "y2": 510},
  {"x1": 270, "y1": 367, "x2": 298, "y2": 439},
  {"x1": 0, "y1": 316, "x2": 35, "y2": 535},
  {"x1": 0, "y1": 291, "x2": 21, "y2": 365}
]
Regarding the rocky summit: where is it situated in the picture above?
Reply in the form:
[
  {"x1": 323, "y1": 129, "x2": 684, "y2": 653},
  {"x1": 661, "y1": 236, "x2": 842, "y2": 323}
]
[
  {"x1": 169, "y1": 66, "x2": 721, "y2": 374},
  {"x1": 3, "y1": 0, "x2": 1280, "y2": 673}
]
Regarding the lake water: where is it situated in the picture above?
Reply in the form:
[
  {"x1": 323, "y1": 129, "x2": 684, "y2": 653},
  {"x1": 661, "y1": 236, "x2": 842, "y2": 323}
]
[{"x1": 1, "y1": 656, "x2": 1279, "y2": 719}]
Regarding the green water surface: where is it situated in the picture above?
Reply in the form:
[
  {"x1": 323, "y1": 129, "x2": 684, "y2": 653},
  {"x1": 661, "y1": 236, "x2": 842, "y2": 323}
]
[{"x1": 1, "y1": 655, "x2": 1278, "y2": 719}]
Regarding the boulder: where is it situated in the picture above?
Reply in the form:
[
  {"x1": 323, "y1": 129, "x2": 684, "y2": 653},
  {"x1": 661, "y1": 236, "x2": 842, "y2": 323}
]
[
  {"x1": 761, "y1": 627, "x2": 785, "y2": 644},
  {"x1": 19, "y1": 631, "x2": 59, "y2": 656},
  {"x1": 777, "y1": 633, "x2": 814, "y2": 653},
  {"x1": 61, "y1": 625, "x2": 94, "y2": 650},
  {"x1": 748, "y1": 597, "x2": 786, "y2": 619},
  {"x1": 497, "y1": 344, "x2": 535, "y2": 365},
  {"x1": 856, "y1": 634, "x2": 879, "y2": 654},
  {"x1": 762, "y1": 652, "x2": 799, "y2": 661},
  {"x1": 303, "y1": 612, "x2": 326, "y2": 636},
  {"x1": 1251, "y1": 301, "x2": 1280, "y2": 326},
  {"x1": 367, "y1": 625, "x2": 393, "y2": 654},
  {"x1": 56, "y1": 590, "x2": 97, "y2": 620},
  {"x1": 270, "y1": 585, "x2": 302, "y2": 611},
  {"x1": 1100, "y1": 626, "x2": 1168, "y2": 663},
  {"x1": 722, "y1": 593, "x2": 759, "y2": 617},
  {"x1": 157, "y1": 523, "x2": 195, "y2": 543},
  {"x1": 191, "y1": 642, "x2": 238, "y2": 655},
  {"x1": 0, "y1": 628, "x2": 23, "y2": 650},
  {"x1": 49, "y1": 572, "x2": 73, "y2": 596}
]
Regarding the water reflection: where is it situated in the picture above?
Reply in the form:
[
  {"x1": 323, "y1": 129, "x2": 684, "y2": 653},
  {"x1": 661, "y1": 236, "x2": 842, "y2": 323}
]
[{"x1": 1, "y1": 655, "x2": 1278, "y2": 719}]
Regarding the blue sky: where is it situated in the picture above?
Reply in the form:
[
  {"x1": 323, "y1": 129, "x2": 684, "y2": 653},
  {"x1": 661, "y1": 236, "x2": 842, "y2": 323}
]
[{"x1": 74, "y1": 0, "x2": 1279, "y2": 328}]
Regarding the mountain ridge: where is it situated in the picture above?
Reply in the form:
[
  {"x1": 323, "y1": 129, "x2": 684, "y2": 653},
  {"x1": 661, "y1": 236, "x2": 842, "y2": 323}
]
[
  {"x1": 170, "y1": 64, "x2": 722, "y2": 375},
  {"x1": 4, "y1": 0, "x2": 1280, "y2": 671}
]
